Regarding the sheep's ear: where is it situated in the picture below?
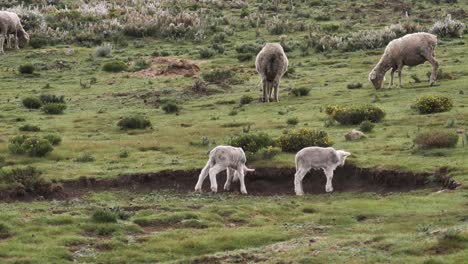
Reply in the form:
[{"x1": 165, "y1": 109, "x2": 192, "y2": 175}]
[{"x1": 344, "y1": 152, "x2": 351, "y2": 157}]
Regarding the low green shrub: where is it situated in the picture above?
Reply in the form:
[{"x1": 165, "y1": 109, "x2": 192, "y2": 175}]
[
  {"x1": 74, "y1": 153, "x2": 95, "y2": 163},
  {"x1": 359, "y1": 120, "x2": 375, "y2": 133},
  {"x1": 0, "y1": 223, "x2": 11, "y2": 238},
  {"x1": 131, "y1": 59, "x2": 151, "y2": 71},
  {"x1": 91, "y1": 209, "x2": 118, "y2": 223},
  {"x1": 256, "y1": 146, "x2": 282, "y2": 160},
  {"x1": 161, "y1": 101, "x2": 180, "y2": 113},
  {"x1": 117, "y1": 115, "x2": 152, "y2": 129},
  {"x1": 102, "y1": 60, "x2": 128, "y2": 72},
  {"x1": 277, "y1": 128, "x2": 333, "y2": 152},
  {"x1": 240, "y1": 95, "x2": 254, "y2": 105},
  {"x1": 228, "y1": 133, "x2": 274, "y2": 153},
  {"x1": 22, "y1": 97, "x2": 42, "y2": 109},
  {"x1": 414, "y1": 130, "x2": 458, "y2": 149},
  {"x1": 42, "y1": 103, "x2": 67, "y2": 115},
  {"x1": 8, "y1": 135, "x2": 53, "y2": 157},
  {"x1": 118, "y1": 149, "x2": 129, "y2": 158},
  {"x1": 18, "y1": 64, "x2": 35, "y2": 74},
  {"x1": 30, "y1": 38, "x2": 47, "y2": 49},
  {"x1": 415, "y1": 95, "x2": 453, "y2": 114},
  {"x1": 95, "y1": 45, "x2": 112, "y2": 57},
  {"x1": 286, "y1": 117, "x2": 299, "y2": 126},
  {"x1": 40, "y1": 94, "x2": 65, "y2": 104},
  {"x1": 347, "y1": 82, "x2": 363, "y2": 89},
  {"x1": 325, "y1": 104, "x2": 385, "y2": 125},
  {"x1": 0, "y1": 165, "x2": 45, "y2": 192},
  {"x1": 291, "y1": 87, "x2": 311, "y2": 97},
  {"x1": 199, "y1": 48, "x2": 215, "y2": 59},
  {"x1": 19, "y1": 124, "x2": 40, "y2": 132},
  {"x1": 202, "y1": 69, "x2": 233, "y2": 83},
  {"x1": 43, "y1": 134, "x2": 62, "y2": 146}
]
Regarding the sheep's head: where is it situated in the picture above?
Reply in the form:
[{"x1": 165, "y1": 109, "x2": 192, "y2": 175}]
[
  {"x1": 18, "y1": 31, "x2": 29, "y2": 48},
  {"x1": 336, "y1": 150, "x2": 351, "y2": 167},
  {"x1": 369, "y1": 69, "x2": 385, "y2": 89}
]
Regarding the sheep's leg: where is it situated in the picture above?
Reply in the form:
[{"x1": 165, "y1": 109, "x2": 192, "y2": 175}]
[
  {"x1": 237, "y1": 165, "x2": 247, "y2": 194},
  {"x1": 224, "y1": 168, "x2": 234, "y2": 191},
  {"x1": 389, "y1": 68, "x2": 396, "y2": 88},
  {"x1": 195, "y1": 162, "x2": 211, "y2": 192},
  {"x1": 14, "y1": 35, "x2": 19, "y2": 50},
  {"x1": 262, "y1": 80, "x2": 269, "y2": 103},
  {"x1": 324, "y1": 167, "x2": 334, "y2": 193},
  {"x1": 294, "y1": 167, "x2": 309, "y2": 196},
  {"x1": 6, "y1": 34, "x2": 11, "y2": 49},
  {"x1": 0, "y1": 34, "x2": 5, "y2": 54},
  {"x1": 397, "y1": 66, "x2": 403, "y2": 88},
  {"x1": 267, "y1": 82, "x2": 273, "y2": 102},
  {"x1": 209, "y1": 164, "x2": 224, "y2": 193},
  {"x1": 273, "y1": 81, "x2": 279, "y2": 102},
  {"x1": 423, "y1": 50, "x2": 439, "y2": 86}
]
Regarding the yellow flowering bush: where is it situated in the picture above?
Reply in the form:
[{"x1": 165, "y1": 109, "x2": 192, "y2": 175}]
[
  {"x1": 325, "y1": 104, "x2": 385, "y2": 125},
  {"x1": 277, "y1": 128, "x2": 333, "y2": 152},
  {"x1": 415, "y1": 95, "x2": 453, "y2": 114}
]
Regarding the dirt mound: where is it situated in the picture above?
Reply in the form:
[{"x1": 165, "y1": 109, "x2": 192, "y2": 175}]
[
  {"x1": 130, "y1": 57, "x2": 201, "y2": 78},
  {"x1": 0, "y1": 165, "x2": 459, "y2": 201}
]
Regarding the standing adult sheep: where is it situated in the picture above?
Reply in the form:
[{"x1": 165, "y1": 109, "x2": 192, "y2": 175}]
[
  {"x1": 255, "y1": 43, "x2": 288, "y2": 102},
  {"x1": 0, "y1": 11, "x2": 29, "y2": 53},
  {"x1": 369, "y1": 32, "x2": 438, "y2": 89}
]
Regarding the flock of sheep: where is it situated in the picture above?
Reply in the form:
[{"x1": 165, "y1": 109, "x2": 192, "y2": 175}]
[{"x1": 2, "y1": 10, "x2": 440, "y2": 195}]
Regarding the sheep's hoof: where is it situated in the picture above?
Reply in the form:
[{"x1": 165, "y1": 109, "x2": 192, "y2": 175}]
[
  {"x1": 223, "y1": 186, "x2": 230, "y2": 191},
  {"x1": 194, "y1": 186, "x2": 202, "y2": 192},
  {"x1": 295, "y1": 190, "x2": 304, "y2": 196},
  {"x1": 211, "y1": 187, "x2": 218, "y2": 193},
  {"x1": 325, "y1": 187, "x2": 334, "y2": 193}
]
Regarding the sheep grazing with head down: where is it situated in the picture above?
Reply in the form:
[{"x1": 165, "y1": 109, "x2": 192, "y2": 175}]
[
  {"x1": 0, "y1": 11, "x2": 29, "y2": 53},
  {"x1": 294, "y1": 147, "x2": 351, "y2": 196},
  {"x1": 255, "y1": 43, "x2": 288, "y2": 102},
  {"x1": 369, "y1": 32, "x2": 438, "y2": 89},
  {"x1": 194, "y1": 145, "x2": 255, "y2": 194}
]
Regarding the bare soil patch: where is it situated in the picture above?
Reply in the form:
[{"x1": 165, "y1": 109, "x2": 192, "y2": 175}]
[
  {"x1": 130, "y1": 57, "x2": 202, "y2": 78},
  {"x1": 0, "y1": 165, "x2": 459, "y2": 201}
]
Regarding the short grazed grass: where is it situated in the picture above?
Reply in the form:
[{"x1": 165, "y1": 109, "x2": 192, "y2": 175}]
[{"x1": 0, "y1": 0, "x2": 467, "y2": 263}]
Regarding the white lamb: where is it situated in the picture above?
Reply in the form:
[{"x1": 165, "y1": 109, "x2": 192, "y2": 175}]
[
  {"x1": 0, "y1": 11, "x2": 29, "y2": 53},
  {"x1": 294, "y1": 147, "x2": 351, "y2": 195},
  {"x1": 194, "y1": 146, "x2": 255, "y2": 194}
]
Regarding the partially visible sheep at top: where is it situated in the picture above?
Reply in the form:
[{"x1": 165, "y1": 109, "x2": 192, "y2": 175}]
[
  {"x1": 369, "y1": 32, "x2": 438, "y2": 89},
  {"x1": 0, "y1": 11, "x2": 29, "y2": 53},
  {"x1": 255, "y1": 43, "x2": 288, "y2": 102}
]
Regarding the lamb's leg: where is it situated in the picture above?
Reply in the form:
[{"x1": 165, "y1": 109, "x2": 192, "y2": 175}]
[
  {"x1": 224, "y1": 168, "x2": 234, "y2": 191},
  {"x1": 423, "y1": 49, "x2": 439, "y2": 86},
  {"x1": 294, "y1": 167, "x2": 309, "y2": 196},
  {"x1": 389, "y1": 68, "x2": 396, "y2": 88},
  {"x1": 209, "y1": 164, "x2": 224, "y2": 193},
  {"x1": 194, "y1": 161, "x2": 211, "y2": 192},
  {"x1": 237, "y1": 165, "x2": 247, "y2": 194},
  {"x1": 14, "y1": 35, "x2": 19, "y2": 50},
  {"x1": 324, "y1": 167, "x2": 334, "y2": 193}
]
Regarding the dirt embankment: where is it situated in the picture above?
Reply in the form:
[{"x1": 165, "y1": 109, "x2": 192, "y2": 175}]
[{"x1": 0, "y1": 165, "x2": 460, "y2": 201}]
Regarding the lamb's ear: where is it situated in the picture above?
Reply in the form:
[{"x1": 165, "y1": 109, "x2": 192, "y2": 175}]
[{"x1": 344, "y1": 151, "x2": 351, "y2": 157}]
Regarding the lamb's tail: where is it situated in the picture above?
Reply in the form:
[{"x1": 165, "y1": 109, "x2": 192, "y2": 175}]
[{"x1": 232, "y1": 166, "x2": 255, "y2": 182}]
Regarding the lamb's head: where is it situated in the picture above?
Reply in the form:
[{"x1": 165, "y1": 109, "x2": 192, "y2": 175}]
[
  {"x1": 18, "y1": 31, "x2": 29, "y2": 48},
  {"x1": 336, "y1": 150, "x2": 351, "y2": 167},
  {"x1": 369, "y1": 68, "x2": 385, "y2": 89}
]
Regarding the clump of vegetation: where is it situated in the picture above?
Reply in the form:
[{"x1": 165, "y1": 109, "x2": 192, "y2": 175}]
[
  {"x1": 91, "y1": 209, "x2": 118, "y2": 223},
  {"x1": 8, "y1": 135, "x2": 53, "y2": 157},
  {"x1": 359, "y1": 121, "x2": 375, "y2": 133},
  {"x1": 43, "y1": 134, "x2": 62, "y2": 146},
  {"x1": 95, "y1": 45, "x2": 112, "y2": 57},
  {"x1": 18, "y1": 64, "x2": 35, "y2": 74},
  {"x1": 161, "y1": 101, "x2": 180, "y2": 113},
  {"x1": 199, "y1": 48, "x2": 215, "y2": 59},
  {"x1": 415, "y1": 95, "x2": 453, "y2": 114},
  {"x1": 202, "y1": 69, "x2": 240, "y2": 86},
  {"x1": 0, "y1": 223, "x2": 11, "y2": 239},
  {"x1": 414, "y1": 130, "x2": 458, "y2": 149},
  {"x1": 30, "y1": 37, "x2": 47, "y2": 49},
  {"x1": 74, "y1": 153, "x2": 96, "y2": 163},
  {"x1": 235, "y1": 42, "x2": 262, "y2": 54},
  {"x1": 39, "y1": 94, "x2": 64, "y2": 104},
  {"x1": 119, "y1": 149, "x2": 129, "y2": 158},
  {"x1": 102, "y1": 60, "x2": 128, "y2": 72},
  {"x1": 240, "y1": 95, "x2": 254, "y2": 105},
  {"x1": 277, "y1": 128, "x2": 332, "y2": 152},
  {"x1": 117, "y1": 115, "x2": 152, "y2": 129},
  {"x1": 430, "y1": 14, "x2": 466, "y2": 38},
  {"x1": 22, "y1": 97, "x2": 42, "y2": 109},
  {"x1": 131, "y1": 59, "x2": 151, "y2": 71},
  {"x1": 347, "y1": 82, "x2": 363, "y2": 89},
  {"x1": 255, "y1": 146, "x2": 282, "y2": 160},
  {"x1": 42, "y1": 103, "x2": 67, "y2": 115},
  {"x1": 0, "y1": 166, "x2": 46, "y2": 192},
  {"x1": 286, "y1": 117, "x2": 299, "y2": 126},
  {"x1": 325, "y1": 104, "x2": 385, "y2": 125},
  {"x1": 291, "y1": 87, "x2": 311, "y2": 97},
  {"x1": 229, "y1": 133, "x2": 274, "y2": 153},
  {"x1": 19, "y1": 124, "x2": 40, "y2": 132},
  {"x1": 266, "y1": 16, "x2": 293, "y2": 35}
]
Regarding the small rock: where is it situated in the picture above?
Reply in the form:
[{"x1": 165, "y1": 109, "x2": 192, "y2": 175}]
[
  {"x1": 345, "y1": 129, "x2": 365, "y2": 141},
  {"x1": 64, "y1": 48, "x2": 74, "y2": 56}
]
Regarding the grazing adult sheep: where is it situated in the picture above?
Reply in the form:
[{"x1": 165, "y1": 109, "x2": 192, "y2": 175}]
[
  {"x1": 369, "y1": 32, "x2": 438, "y2": 89},
  {"x1": 194, "y1": 145, "x2": 255, "y2": 194},
  {"x1": 255, "y1": 43, "x2": 288, "y2": 102},
  {"x1": 294, "y1": 147, "x2": 351, "y2": 195},
  {"x1": 0, "y1": 11, "x2": 29, "y2": 53}
]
